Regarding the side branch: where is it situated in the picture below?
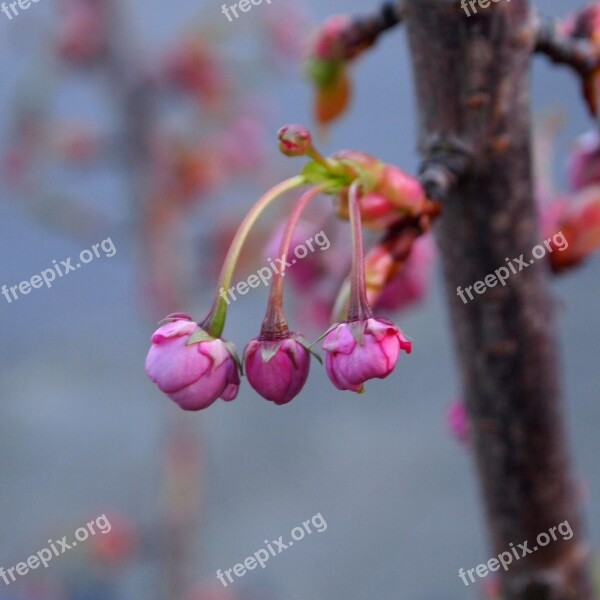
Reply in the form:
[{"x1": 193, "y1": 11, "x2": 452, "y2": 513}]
[
  {"x1": 418, "y1": 136, "x2": 473, "y2": 203},
  {"x1": 340, "y1": 2, "x2": 404, "y2": 60},
  {"x1": 534, "y1": 14, "x2": 600, "y2": 75}
]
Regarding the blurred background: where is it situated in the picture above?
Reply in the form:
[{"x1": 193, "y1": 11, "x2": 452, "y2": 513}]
[{"x1": 0, "y1": 0, "x2": 599, "y2": 598}]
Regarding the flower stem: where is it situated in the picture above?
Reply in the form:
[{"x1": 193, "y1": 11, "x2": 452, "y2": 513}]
[
  {"x1": 306, "y1": 147, "x2": 342, "y2": 176},
  {"x1": 203, "y1": 175, "x2": 307, "y2": 338},
  {"x1": 261, "y1": 185, "x2": 325, "y2": 338},
  {"x1": 347, "y1": 180, "x2": 373, "y2": 322}
]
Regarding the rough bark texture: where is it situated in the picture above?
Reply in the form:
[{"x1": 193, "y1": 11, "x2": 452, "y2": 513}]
[{"x1": 404, "y1": 1, "x2": 594, "y2": 598}]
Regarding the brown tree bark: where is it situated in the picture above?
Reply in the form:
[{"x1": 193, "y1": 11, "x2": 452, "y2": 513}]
[{"x1": 403, "y1": 1, "x2": 594, "y2": 598}]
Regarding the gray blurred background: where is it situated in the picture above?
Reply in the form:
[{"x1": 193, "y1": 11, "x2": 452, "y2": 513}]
[{"x1": 0, "y1": 0, "x2": 598, "y2": 598}]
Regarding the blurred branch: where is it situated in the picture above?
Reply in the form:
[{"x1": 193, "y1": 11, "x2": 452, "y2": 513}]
[
  {"x1": 339, "y1": 1, "x2": 404, "y2": 60},
  {"x1": 534, "y1": 14, "x2": 600, "y2": 75}
]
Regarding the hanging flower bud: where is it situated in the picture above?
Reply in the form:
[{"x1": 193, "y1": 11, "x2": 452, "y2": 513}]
[
  {"x1": 544, "y1": 186, "x2": 600, "y2": 272},
  {"x1": 244, "y1": 334, "x2": 311, "y2": 405},
  {"x1": 568, "y1": 130, "x2": 600, "y2": 190},
  {"x1": 322, "y1": 317, "x2": 412, "y2": 392},
  {"x1": 145, "y1": 316, "x2": 240, "y2": 411},
  {"x1": 375, "y1": 234, "x2": 436, "y2": 312}
]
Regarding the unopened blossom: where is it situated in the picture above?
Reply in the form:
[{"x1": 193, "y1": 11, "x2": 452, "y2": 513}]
[
  {"x1": 164, "y1": 37, "x2": 229, "y2": 107},
  {"x1": 375, "y1": 234, "x2": 436, "y2": 312},
  {"x1": 244, "y1": 334, "x2": 311, "y2": 405},
  {"x1": 145, "y1": 316, "x2": 240, "y2": 411},
  {"x1": 278, "y1": 124, "x2": 313, "y2": 156},
  {"x1": 323, "y1": 317, "x2": 411, "y2": 392},
  {"x1": 543, "y1": 186, "x2": 600, "y2": 272},
  {"x1": 305, "y1": 15, "x2": 353, "y2": 127},
  {"x1": 334, "y1": 150, "x2": 428, "y2": 229},
  {"x1": 57, "y1": 0, "x2": 107, "y2": 64},
  {"x1": 447, "y1": 400, "x2": 470, "y2": 447},
  {"x1": 568, "y1": 130, "x2": 600, "y2": 190}
]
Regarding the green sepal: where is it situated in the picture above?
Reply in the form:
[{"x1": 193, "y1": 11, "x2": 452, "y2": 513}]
[
  {"x1": 337, "y1": 158, "x2": 379, "y2": 194},
  {"x1": 300, "y1": 161, "x2": 351, "y2": 194},
  {"x1": 295, "y1": 335, "x2": 323, "y2": 365},
  {"x1": 260, "y1": 343, "x2": 280, "y2": 364},
  {"x1": 224, "y1": 341, "x2": 243, "y2": 375},
  {"x1": 186, "y1": 328, "x2": 215, "y2": 346},
  {"x1": 308, "y1": 323, "x2": 339, "y2": 350}
]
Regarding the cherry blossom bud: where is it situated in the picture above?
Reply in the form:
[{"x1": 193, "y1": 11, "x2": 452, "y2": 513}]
[
  {"x1": 311, "y1": 15, "x2": 352, "y2": 61},
  {"x1": 57, "y1": 0, "x2": 107, "y2": 64},
  {"x1": 568, "y1": 130, "x2": 600, "y2": 190},
  {"x1": 322, "y1": 317, "x2": 411, "y2": 392},
  {"x1": 375, "y1": 235, "x2": 436, "y2": 311},
  {"x1": 145, "y1": 317, "x2": 240, "y2": 411},
  {"x1": 277, "y1": 124, "x2": 313, "y2": 157},
  {"x1": 306, "y1": 16, "x2": 354, "y2": 127},
  {"x1": 334, "y1": 152, "x2": 427, "y2": 229},
  {"x1": 544, "y1": 187, "x2": 600, "y2": 272},
  {"x1": 447, "y1": 400, "x2": 470, "y2": 447},
  {"x1": 244, "y1": 334, "x2": 311, "y2": 405}
]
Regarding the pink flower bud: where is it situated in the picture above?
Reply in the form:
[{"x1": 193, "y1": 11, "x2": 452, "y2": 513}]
[
  {"x1": 244, "y1": 334, "x2": 311, "y2": 405},
  {"x1": 57, "y1": 0, "x2": 107, "y2": 64},
  {"x1": 568, "y1": 131, "x2": 600, "y2": 190},
  {"x1": 545, "y1": 186, "x2": 600, "y2": 272},
  {"x1": 334, "y1": 152, "x2": 427, "y2": 229},
  {"x1": 377, "y1": 164, "x2": 427, "y2": 215},
  {"x1": 447, "y1": 400, "x2": 470, "y2": 447},
  {"x1": 310, "y1": 14, "x2": 352, "y2": 61},
  {"x1": 145, "y1": 318, "x2": 240, "y2": 411},
  {"x1": 322, "y1": 317, "x2": 411, "y2": 392},
  {"x1": 277, "y1": 124, "x2": 312, "y2": 157},
  {"x1": 374, "y1": 234, "x2": 436, "y2": 312}
]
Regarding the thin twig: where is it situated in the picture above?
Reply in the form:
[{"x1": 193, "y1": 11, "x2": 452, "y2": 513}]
[
  {"x1": 534, "y1": 13, "x2": 600, "y2": 76},
  {"x1": 340, "y1": 2, "x2": 404, "y2": 61}
]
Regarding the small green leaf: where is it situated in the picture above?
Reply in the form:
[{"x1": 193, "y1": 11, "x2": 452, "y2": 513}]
[{"x1": 305, "y1": 57, "x2": 344, "y2": 88}]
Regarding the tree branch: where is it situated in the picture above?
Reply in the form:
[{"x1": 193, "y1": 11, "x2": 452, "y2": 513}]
[
  {"x1": 339, "y1": 1, "x2": 404, "y2": 61},
  {"x1": 405, "y1": 1, "x2": 594, "y2": 598},
  {"x1": 534, "y1": 13, "x2": 600, "y2": 76}
]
